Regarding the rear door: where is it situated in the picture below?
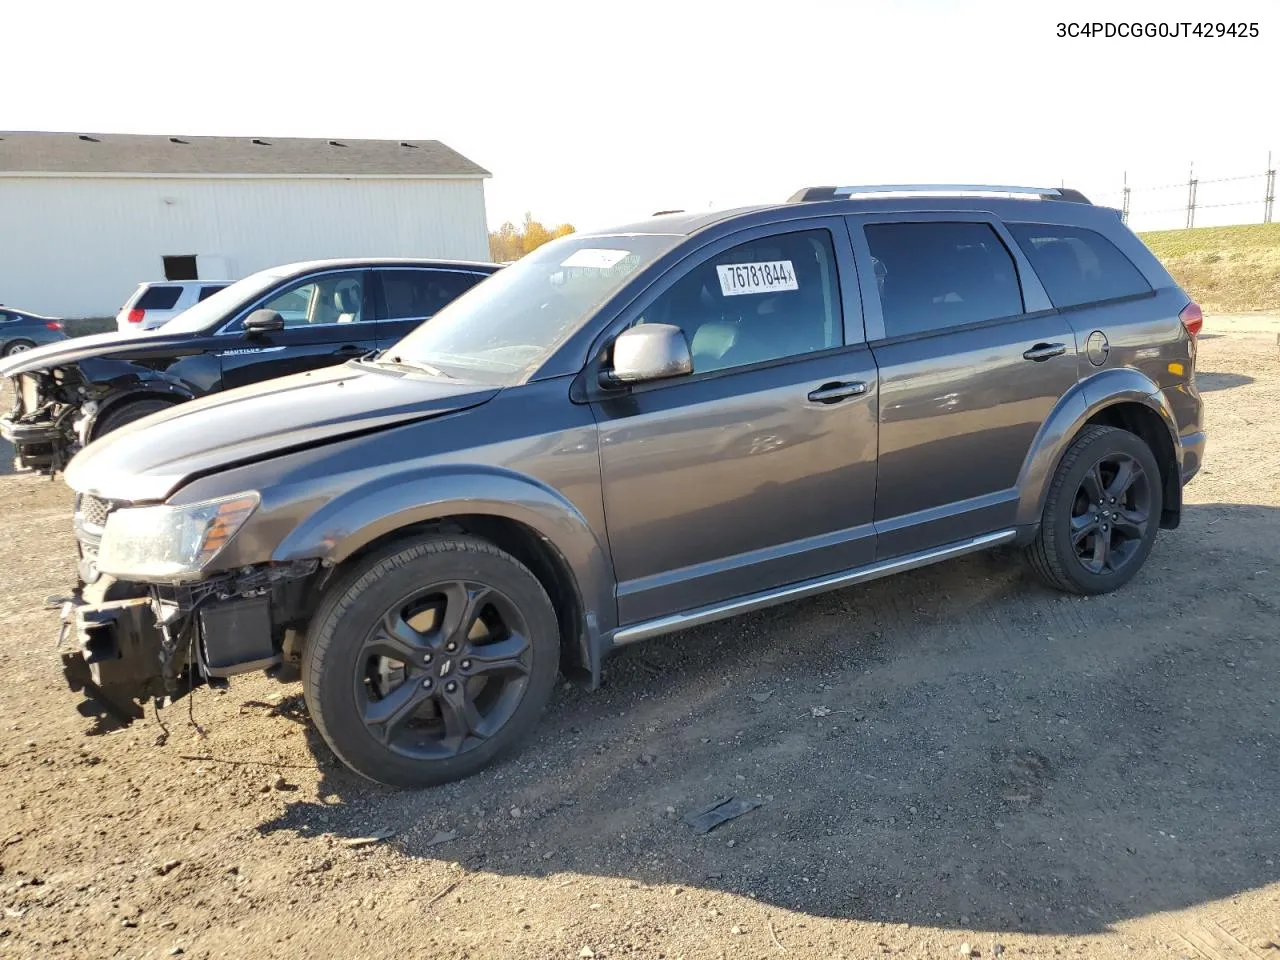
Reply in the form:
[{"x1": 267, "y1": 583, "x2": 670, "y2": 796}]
[
  {"x1": 589, "y1": 219, "x2": 880, "y2": 625},
  {"x1": 848, "y1": 213, "x2": 1080, "y2": 557},
  {"x1": 216, "y1": 268, "x2": 379, "y2": 389},
  {"x1": 373, "y1": 267, "x2": 491, "y2": 348}
]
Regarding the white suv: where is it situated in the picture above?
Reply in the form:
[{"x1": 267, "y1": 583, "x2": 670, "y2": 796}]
[{"x1": 115, "y1": 280, "x2": 230, "y2": 332}]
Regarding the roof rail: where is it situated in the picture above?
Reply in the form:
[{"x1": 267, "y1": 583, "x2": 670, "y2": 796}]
[{"x1": 789, "y1": 184, "x2": 1092, "y2": 204}]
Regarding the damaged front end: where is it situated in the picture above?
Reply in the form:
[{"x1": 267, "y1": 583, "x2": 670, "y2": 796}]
[
  {"x1": 1, "y1": 368, "x2": 88, "y2": 474},
  {"x1": 58, "y1": 561, "x2": 320, "y2": 725}
]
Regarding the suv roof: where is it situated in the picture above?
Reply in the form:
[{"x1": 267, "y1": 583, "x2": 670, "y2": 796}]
[{"x1": 590, "y1": 184, "x2": 1111, "y2": 240}]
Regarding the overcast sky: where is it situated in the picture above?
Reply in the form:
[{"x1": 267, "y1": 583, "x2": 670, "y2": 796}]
[{"x1": 6, "y1": 0, "x2": 1277, "y2": 232}]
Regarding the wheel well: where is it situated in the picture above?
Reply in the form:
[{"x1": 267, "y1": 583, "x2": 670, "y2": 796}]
[
  {"x1": 91, "y1": 393, "x2": 183, "y2": 440},
  {"x1": 1084, "y1": 401, "x2": 1181, "y2": 528},
  {"x1": 332, "y1": 515, "x2": 589, "y2": 679}
]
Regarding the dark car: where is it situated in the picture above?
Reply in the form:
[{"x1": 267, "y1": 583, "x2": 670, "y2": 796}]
[
  {"x1": 0, "y1": 258, "x2": 499, "y2": 473},
  {"x1": 55, "y1": 185, "x2": 1204, "y2": 788},
  {"x1": 0, "y1": 306, "x2": 67, "y2": 356}
]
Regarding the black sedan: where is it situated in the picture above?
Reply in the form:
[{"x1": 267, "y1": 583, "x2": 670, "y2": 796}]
[
  {"x1": 1, "y1": 306, "x2": 68, "y2": 356},
  {"x1": 0, "y1": 258, "x2": 498, "y2": 473}
]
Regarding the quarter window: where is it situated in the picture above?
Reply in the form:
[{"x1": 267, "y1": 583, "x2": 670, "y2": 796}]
[
  {"x1": 379, "y1": 270, "x2": 486, "y2": 321},
  {"x1": 1007, "y1": 223, "x2": 1152, "y2": 308},
  {"x1": 637, "y1": 229, "x2": 843, "y2": 374},
  {"x1": 259, "y1": 271, "x2": 367, "y2": 328},
  {"x1": 864, "y1": 222, "x2": 1024, "y2": 338}
]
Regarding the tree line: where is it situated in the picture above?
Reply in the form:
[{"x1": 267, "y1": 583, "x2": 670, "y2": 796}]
[{"x1": 489, "y1": 213, "x2": 575, "y2": 262}]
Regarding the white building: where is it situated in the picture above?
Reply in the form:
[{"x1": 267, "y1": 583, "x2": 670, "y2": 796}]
[{"x1": 0, "y1": 132, "x2": 491, "y2": 318}]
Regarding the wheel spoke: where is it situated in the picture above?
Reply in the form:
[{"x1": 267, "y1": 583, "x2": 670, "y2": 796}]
[
  {"x1": 464, "y1": 633, "x2": 531, "y2": 678},
  {"x1": 363, "y1": 680, "x2": 432, "y2": 743},
  {"x1": 1106, "y1": 458, "x2": 1140, "y2": 499},
  {"x1": 1090, "y1": 525, "x2": 1111, "y2": 572},
  {"x1": 437, "y1": 687, "x2": 488, "y2": 754},
  {"x1": 1070, "y1": 512, "x2": 1098, "y2": 546},
  {"x1": 1080, "y1": 463, "x2": 1106, "y2": 503},
  {"x1": 365, "y1": 611, "x2": 431, "y2": 663},
  {"x1": 434, "y1": 582, "x2": 492, "y2": 648},
  {"x1": 1112, "y1": 507, "x2": 1148, "y2": 540}
]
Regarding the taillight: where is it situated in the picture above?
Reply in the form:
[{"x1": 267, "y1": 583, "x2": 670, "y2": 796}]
[
  {"x1": 1179, "y1": 301, "x2": 1203, "y2": 338},
  {"x1": 46, "y1": 320, "x2": 62, "y2": 331},
  {"x1": 127, "y1": 308, "x2": 145, "y2": 324}
]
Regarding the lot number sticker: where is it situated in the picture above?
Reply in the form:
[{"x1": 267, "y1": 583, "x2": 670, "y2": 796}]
[{"x1": 716, "y1": 260, "x2": 798, "y2": 296}]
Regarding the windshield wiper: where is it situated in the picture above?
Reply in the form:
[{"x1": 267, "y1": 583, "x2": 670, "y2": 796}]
[{"x1": 369, "y1": 354, "x2": 455, "y2": 379}]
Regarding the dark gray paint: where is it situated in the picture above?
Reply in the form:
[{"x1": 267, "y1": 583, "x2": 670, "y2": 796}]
[{"x1": 64, "y1": 192, "x2": 1206, "y2": 680}]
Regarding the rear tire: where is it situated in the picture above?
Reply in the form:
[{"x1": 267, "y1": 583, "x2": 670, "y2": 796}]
[
  {"x1": 93, "y1": 398, "x2": 177, "y2": 438},
  {"x1": 1025, "y1": 424, "x2": 1163, "y2": 595},
  {"x1": 3, "y1": 339, "x2": 35, "y2": 356},
  {"x1": 302, "y1": 535, "x2": 560, "y2": 788}
]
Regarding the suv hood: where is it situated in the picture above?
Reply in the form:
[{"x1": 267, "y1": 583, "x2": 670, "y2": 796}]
[
  {"x1": 65, "y1": 362, "x2": 499, "y2": 502},
  {"x1": 0, "y1": 329, "x2": 199, "y2": 377}
]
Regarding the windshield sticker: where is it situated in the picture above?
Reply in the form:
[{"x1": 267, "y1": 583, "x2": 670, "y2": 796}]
[
  {"x1": 560, "y1": 248, "x2": 630, "y2": 269},
  {"x1": 716, "y1": 261, "x2": 798, "y2": 296}
]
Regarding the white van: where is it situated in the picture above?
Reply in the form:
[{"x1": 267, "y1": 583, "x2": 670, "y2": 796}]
[{"x1": 115, "y1": 280, "x2": 231, "y2": 332}]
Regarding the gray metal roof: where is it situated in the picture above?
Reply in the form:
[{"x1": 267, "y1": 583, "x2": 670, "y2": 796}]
[{"x1": 0, "y1": 132, "x2": 489, "y2": 178}]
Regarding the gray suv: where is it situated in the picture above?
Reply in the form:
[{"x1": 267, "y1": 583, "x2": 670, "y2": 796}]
[{"x1": 56, "y1": 185, "x2": 1205, "y2": 787}]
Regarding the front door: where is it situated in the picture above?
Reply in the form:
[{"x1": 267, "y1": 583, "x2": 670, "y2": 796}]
[
  {"x1": 848, "y1": 214, "x2": 1081, "y2": 557},
  {"x1": 217, "y1": 269, "x2": 378, "y2": 390},
  {"x1": 591, "y1": 222, "x2": 880, "y2": 625},
  {"x1": 374, "y1": 268, "x2": 492, "y2": 348}
]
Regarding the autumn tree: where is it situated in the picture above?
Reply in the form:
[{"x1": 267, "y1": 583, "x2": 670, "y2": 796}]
[{"x1": 489, "y1": 213, "x2": 575, "y2": 261}]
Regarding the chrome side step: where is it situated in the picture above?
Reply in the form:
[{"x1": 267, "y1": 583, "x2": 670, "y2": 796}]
[{"x1": 610, "y1": 529, "x2": 1017, "y2": 646}]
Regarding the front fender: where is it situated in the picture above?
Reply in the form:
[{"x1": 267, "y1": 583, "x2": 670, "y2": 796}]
[
  {"x1": 1014, "y1": 367, "x2": 1180, "y2": 529},
  {"x1": 270, "y1": 464, "x2": 617, "y2": 649}
]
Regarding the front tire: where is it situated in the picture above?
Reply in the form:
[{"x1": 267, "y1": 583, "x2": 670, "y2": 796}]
[
  {"x1": 302, "y1": 535, "x2": 560, "y2": 787},
  {"x1": 94, "y1": 398, "x2": 177, "y2": 438},
  {"x1": 1025, "y1": 424, "x2": 1163, "y2": 595}
]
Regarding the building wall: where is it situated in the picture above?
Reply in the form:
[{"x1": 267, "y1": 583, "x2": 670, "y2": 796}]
[{"x1": 0, "y1": 176, "x2": 489, "y2": 317}]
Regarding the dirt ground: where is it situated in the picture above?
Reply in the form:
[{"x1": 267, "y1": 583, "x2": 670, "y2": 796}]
[{"x1": 1, "y1": 317, "x2": 1278, "y2": 960}]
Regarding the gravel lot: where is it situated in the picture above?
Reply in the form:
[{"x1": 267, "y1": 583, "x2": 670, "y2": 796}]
[{"x1": 1, "y1": 317, "x2": 1278, "y2": 960}]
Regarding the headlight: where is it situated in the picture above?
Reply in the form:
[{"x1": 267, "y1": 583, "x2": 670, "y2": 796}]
[{"x1": 96, "y1": 492, "x2": 260, "y2": 582}]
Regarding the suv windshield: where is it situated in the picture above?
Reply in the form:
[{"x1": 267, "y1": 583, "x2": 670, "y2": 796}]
[
  {"x1": 160, "y1": 267, "x2": 293, "y2": 334},
  {"x1": 382, "y1": 234, "x2": 679, "y2": 383}
]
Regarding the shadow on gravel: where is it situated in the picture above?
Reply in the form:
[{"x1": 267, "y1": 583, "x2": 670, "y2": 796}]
[
  {"x1": 258, "y1": 503, "x2": 1280, "y2": 936},
  {"x1": 1196, "y1": 370, "x2": 1256, "y2": 392}
]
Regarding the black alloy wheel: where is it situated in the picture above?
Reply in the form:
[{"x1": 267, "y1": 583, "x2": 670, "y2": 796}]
[
  {"x1": 1026, "y1": 424, "x2": 1164, "y2": 595},
  {"x1": 1069, "y1": 452, "x2": 1152, "y2": 575},
  {"x1": 356, "y1": 580, "x2": 533, "y2": 760},
  {"x1": 303, "y1": 535, "x2": 559, "y2": 787}
]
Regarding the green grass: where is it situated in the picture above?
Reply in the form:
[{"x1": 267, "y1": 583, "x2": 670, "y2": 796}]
[{"x1": 1139, "y1": 223, "x2": 1280, "y2": 313}]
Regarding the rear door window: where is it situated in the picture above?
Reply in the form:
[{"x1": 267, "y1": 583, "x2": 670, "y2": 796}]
[
  {"x1": 379, "y1": 270, "x2": 487, "y2": 320},
  {"x1": 135, "y1": 286, "x2": 183, "y2": 310},
  {"x1": 863, "y1": 222, "x2": 1024, "y2": 339},
  {"x1": 1007, "y1": 223, "x2": 1152, "y2": 308},
  {"x1": 198, "y1": 285, "x2": 228, "y2": 302}
]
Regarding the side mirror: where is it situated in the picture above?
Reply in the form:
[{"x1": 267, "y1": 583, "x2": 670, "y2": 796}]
[
  {"x1": 243, "y1": 309, "x2": 285, "y2": 334},
  {"x1": 605, "y1": 324, "x2": 693, "y2": 386}
]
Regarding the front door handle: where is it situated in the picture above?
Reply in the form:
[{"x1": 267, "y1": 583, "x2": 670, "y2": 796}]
[
  {"x1": 807, "y1": 381, "x2": 868, "y2": 404},
  {"x1": 336, "y1": 344, "x2": 366, "y2": 355},
  {"x1": 1023, "y1": 342, "x2": 1067, "y2": 362}
]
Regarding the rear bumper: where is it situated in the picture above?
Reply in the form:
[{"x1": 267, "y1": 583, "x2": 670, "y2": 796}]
[{"x1": 1180, "y1": 429, "x2": 1206, "y2": 485}]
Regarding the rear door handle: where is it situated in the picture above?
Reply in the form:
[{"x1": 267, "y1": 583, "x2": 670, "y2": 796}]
[
  {"x1": 1023, "y1": 342, "x2": 1067, "y2": 362},
  {"x1": 336, "y1": 344, "x2": 366, "y2": 355},
  {"x1": 807, "y1": 381, "x2": 868, "y2": 404}
]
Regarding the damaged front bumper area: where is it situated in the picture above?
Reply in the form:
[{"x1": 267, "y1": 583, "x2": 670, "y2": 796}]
[
  {"x1": 58, "y1": 561, "x2": 320, "y2": 725},
  {"x1": 1, "y1": 372, "x2": 81, "y2": 474}
]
